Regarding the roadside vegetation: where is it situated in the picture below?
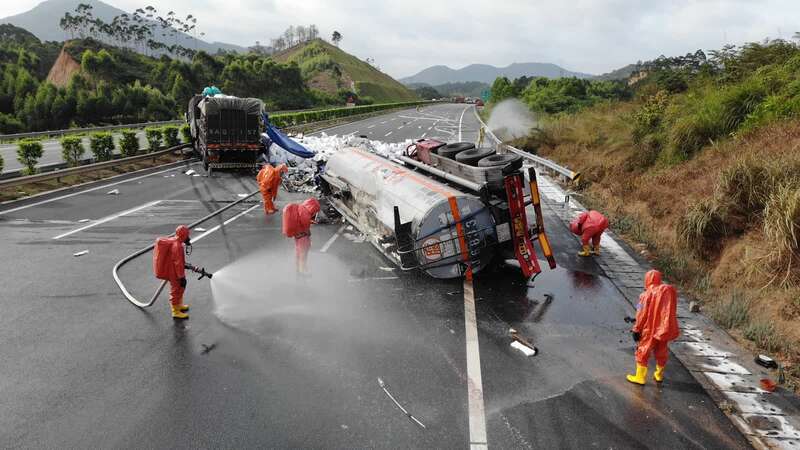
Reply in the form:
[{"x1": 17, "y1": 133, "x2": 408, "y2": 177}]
[{"x1": 487, "y1": 37, "x2": 800, "y2": 389}]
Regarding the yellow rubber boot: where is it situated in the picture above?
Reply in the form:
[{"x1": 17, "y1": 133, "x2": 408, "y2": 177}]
[
  {"x1": 626, "y1": 364, "x2": 648, "y2": 385},
  {"x1": 654, "y1": 365, "x2": 665, "y2": 382},
  {"x1": 179, "y1": 303, "x2": 189, "y2": 312},
  {"x1": 171, "y1": 304, "x2": 189, "y2": 319},
  {"x1": 578, "y1": 244, "x2": 592, "y2": 257},
  {"x1": 592, "y1": 244, "x2": 601, "y2": 256}
]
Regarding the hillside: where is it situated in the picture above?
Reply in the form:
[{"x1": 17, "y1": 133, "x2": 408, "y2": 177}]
[
  {"x1": 499, "y1": 39, "x2": 800, "y2": 388},
  {"x1": 0, "y1": 0, "x2": 246, "y2": 54},
  {"x1": 408, "y1": 81, "x2": 489, "y2": 98},
  {"x1": 272, "y1": 39, "x2": 417, "y2": 103},
  {"x1": 401, "y1": 62, "x2": 593, "y2": 85}
]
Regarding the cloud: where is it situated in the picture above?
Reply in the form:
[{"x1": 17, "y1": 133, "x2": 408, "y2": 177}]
[{"x1": 4, "y1": 0, "x2": 799, "y2": 77}]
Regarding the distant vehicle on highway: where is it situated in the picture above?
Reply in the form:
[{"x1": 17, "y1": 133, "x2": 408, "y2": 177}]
[
  {"x1": 475, "y1": 99, "x2": 484, "y2": 107},
  {"x1": 186, "y1": 95, "x2": 264, "y2": 173}
]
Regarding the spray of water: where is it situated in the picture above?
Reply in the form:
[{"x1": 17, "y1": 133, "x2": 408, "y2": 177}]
[
  {"x1": 208, "y1": 244, "x2": 364, "y2": 333},
  {"x1": 486, "y1": 98, "x2": 537, "y2": 142}
]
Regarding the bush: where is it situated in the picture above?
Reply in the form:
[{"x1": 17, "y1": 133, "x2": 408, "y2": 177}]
[
  {"x1": 89, "y1": 132, "x2": 115, "y2": 161},
  {"x1": 631, "y1": 91, "x2": 669, "y2": 143},
  {"x1": 0, "y1": 112, "x2": 23, "y2": 134},
  {"x1": 743, "y1": 320, "x2": 782, "y2": 353},
  {"x1": 119, "y1": 129, "x2": 139, "y2": 157},
  {"x1": 60, "y1": 135, "x2": 85, "y2": 167},
  {"x1": 161, "y1": 125, "x2": 180, "y2": 148},
  {"x1": 677, "y1": 198, "x2": 730, "y2": 257},
  {"x1": 710, "y1": 290, "x2": 750, "y2": 329},
  {"x1": 145, "y1": 127, "x2": 163, "y2": 151},
  {"x1": 17, "y1": 139, "x2": 44, "y2": 175},
  {"x1": 716, "y1": 158, "x2": 778, "y2": 220},
  {"x1": 763, "y1": 183, "x2": 800, "y2": 285},
  {"x1": 180, "y1": 123, "x2": 192, "y2": 143}
]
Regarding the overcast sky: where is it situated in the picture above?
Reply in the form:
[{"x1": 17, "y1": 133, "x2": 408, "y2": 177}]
[{"x1": 2, "y1": 0, "x2": 798, "y2": 78}]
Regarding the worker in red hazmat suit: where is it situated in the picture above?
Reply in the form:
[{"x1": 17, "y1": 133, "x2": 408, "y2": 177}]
[
  {"x1": 627, "y1": 270, "x2": 680, "y2": 385},
  {"x1": 256, "y1": 163, "x2": 288, "y2": 214},
  {"x1": 569, "y1": 210, "x2": 609, "y2": 257},
  {"x1": 153, "y1": 225, "x2": 192, "y2": 319},
  {"x1": 282, "y1": 198, "x2": 321, "y2": 274}
]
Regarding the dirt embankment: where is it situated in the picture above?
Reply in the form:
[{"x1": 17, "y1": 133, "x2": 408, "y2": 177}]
[
  {"x1": 536, "y1": 107, "x2": 800, "y2": 390},
  {"x1": 46, "y1": 48, "x2": 81, "y2": 88}
]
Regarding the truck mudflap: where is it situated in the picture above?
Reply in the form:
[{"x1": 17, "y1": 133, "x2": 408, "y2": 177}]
[
  {"x1": 505, "y1": 171, "x2": 541, "y2": 278},
  {"x1": 528, "y1": 167, "x2": 557, "y2": 270}
]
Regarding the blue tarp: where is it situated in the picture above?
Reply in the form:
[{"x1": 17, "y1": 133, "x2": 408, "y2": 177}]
[{"x1": 262, "y1": 112, "x2": 315, "y2": 159}]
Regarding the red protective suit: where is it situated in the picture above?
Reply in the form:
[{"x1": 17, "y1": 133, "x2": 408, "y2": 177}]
[
  {"x1": 153, "y1": 225, "x2": 190, "y2": 307},
  {"x1": 570, "y1": 210, "x2": 609, "y2": 247},
  {"x1": 257, "y1": 164, "x2": 288, "y2": 214},
  {"x1": 283, "y1": 198, "x2": 320, "y2": 273},
  {"x1": 632, "y1": 270, "x2": 680, "y2": 367}
]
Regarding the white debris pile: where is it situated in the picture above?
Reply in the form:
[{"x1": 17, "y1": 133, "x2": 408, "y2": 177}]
[{"x1": 269, "y1": 133, "x2": 413, "y2": 170}]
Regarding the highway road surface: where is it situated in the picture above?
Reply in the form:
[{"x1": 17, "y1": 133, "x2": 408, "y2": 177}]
[
  {"x1": 0, "y1": 130, "x2": 149, "y2": 173},
  {"x1": 0, "y1": 104, "x2": 748, "y2": 448}
]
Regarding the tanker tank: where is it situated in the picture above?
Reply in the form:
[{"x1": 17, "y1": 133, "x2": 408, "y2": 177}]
[{"x1": 322, "y1": 147, "x2": 498, "y2": 278}]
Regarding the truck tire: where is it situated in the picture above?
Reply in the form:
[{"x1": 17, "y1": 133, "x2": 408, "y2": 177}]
[
  {"x1": 455, "y1": 147, "x2": 495, "y2": 166},
  {"x1": 202, "y1": 153, "x2": 210, "y2": 173},
  {"x1": 477, "y1": 153, "x2": 522, "y2": 168},
  {"x1": 437, "y1": 142, "x2": 474, "y2": 159}
]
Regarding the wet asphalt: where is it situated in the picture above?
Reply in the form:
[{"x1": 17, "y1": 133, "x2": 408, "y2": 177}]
[{"x1": 0, "y1": 104, "x2": 748, "y2": 448}]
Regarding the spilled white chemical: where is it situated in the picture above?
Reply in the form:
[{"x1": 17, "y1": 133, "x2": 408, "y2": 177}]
[
  {"x1": 267, "y1": 133, "x2": 412, "y2": 171},
  {"x1": 486, "y1": 99, "x2": 537, "y2": 141}
]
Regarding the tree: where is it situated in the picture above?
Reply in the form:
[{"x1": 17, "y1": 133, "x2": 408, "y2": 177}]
[
  {"x1": 170, "y1": 73, "x2": 193, "y2": 112},
  {"x1": 331, "y1": 31, "x2": 342, "y2": 46},
  {"x1": 17, "y1": 139, "x2": 43, "y2": 175},
  {"x1": 489, "y1": 76, "x2": 513, "y2": 103},
  {"x1": 60, "y1": 135, "x2": 86, "y2": 166},
  {"x1": 89, "y1": 132, "x2": 115, "y2": 161}
]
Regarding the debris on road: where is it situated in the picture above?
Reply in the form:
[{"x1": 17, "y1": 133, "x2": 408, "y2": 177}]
[
  {"x1": 755, "y1": 354, "x2": 779, "y2": 369},
  {"x1": 511, "y1": 340, "x2": 538, "y2": 357},
  {"x1": 510, "y1": 327, "x2": 539, "y2": 357},
  {"x1": 201, "y1": 343, "x2": 216, "y2": 355},
  {"x1": 377, "y1": 377, "x2": 427, "y2": 429},
  {"x1": 343, "y1": 232, "x2": 365, "y2": 243},
  {"x1": 194, "y1": 227, "x2": 206, "y2": 232},
  {"x1": 73, "y1": 250, "x2": 89, "y2": 257},
  {"x1": 379, "y1": 267, "x2": 395, "y2": 272},
  {"x1": 78, "y1": 219, "x2": 90, "y2": 223},
  {"x1": 106, "y1": 189, "x2": 119, "y2": 195},
  {"x1": 760, "y1": 378, "x2": 777, "y2": 392},
  {"x1": 185, "y1": 169, "x2": 196, "y2": 176},
  {"x1": 624, "y1": 316, "x2": 636, "y2": 324},
  {"x1": 689, "y1": 301, "x2": 701, "y2": 313}
]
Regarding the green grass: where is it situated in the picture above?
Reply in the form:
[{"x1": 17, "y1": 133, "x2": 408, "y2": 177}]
[
  {"x1": 710, "y1": 290, "x2": 750, "y2": 329},
  {"x1": 274, "y1": 39, "x2": 418, "y2": 103}
]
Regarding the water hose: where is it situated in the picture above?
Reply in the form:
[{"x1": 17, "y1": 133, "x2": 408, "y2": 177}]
[{"x1": 113, "y1": 189, "x2": 260, "y2": 308}]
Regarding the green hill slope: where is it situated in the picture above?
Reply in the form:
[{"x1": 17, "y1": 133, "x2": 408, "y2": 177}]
[{"x1": 272, "y1": 39, "x2": 417, "y2": 103}]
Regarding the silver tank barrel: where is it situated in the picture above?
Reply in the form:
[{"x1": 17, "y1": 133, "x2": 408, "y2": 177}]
[{"x1": 324, "y1": 148, "x2": 497, "y2": 278}]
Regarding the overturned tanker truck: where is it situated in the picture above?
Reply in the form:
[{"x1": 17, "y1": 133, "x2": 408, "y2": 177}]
[{"x1": 319, "y1": 139, "x2": 557, "y2": 279}]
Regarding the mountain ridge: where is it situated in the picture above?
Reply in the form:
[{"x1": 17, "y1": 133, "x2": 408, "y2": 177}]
[
  {"x1": 401, "y1": 62, "x2": 594, "y2": 85},
  {"x1": 0, "y1": 0, "x2": 246, "y2": 54}
]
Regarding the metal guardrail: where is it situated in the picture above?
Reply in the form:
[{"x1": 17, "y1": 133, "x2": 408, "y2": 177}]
[
  {"x1": 0, "y1": 120, "x2": 183, "y2": 141},
  {"x1": 0, "y1": 144, "x2": 191, "y2": 190},
  {"x1": 473, "y1": 107, "x2": 581, "y2": 183}
]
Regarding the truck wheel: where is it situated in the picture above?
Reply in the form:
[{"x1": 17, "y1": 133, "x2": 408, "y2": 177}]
[
  {"x1": 202, "y1": 154, "x2": 210, "y2": 173},
  {"x1": 477, "y1": 153, "x2": 522, "y2": 168},
  {"x1": 437, "y1": 142, "x2": 474, "y2": 159},
  {"x1": 455, "y1": 147, "x2": 495, "y2": 166}
]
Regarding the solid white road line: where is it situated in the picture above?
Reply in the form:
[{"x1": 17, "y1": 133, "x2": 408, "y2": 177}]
[
  {"x1": 191, "y1": 204, "x2": 260, "y2": 243},
  {"x1": 52, "y1": 200, "x2": 161, "y2": 240},
  {"x1": 458, "y1": 105, "x2": 470, "y2": 142},
  {"x1": 463, "y1": 279, "x2": 488, "y2": 449},
  {"x1": 320, "y1": 224, "x2": 346, "y2": 253},
  {"x1": 0, "y1": 164, "x2": 187, "y2": 216}
]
